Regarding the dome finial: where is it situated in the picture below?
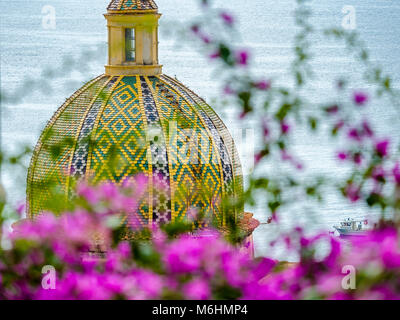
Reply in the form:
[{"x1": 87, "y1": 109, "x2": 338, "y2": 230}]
[{"x1": 107, "y1": 0, "x2": 158, "y2": 13}]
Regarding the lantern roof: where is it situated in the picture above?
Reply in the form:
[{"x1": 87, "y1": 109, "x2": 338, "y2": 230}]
[{"x1": 107, "y1": 0, "x2": 158, "y2": 13}]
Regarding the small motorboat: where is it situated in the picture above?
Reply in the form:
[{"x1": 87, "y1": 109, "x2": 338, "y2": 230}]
[{"x1": 333, "y1": 218, "x2": 370, "y2": 236}]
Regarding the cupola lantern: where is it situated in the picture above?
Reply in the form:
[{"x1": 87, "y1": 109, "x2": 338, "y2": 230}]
[{"x1": 105, "y1": 0, "x2": 162, "y2": 76}]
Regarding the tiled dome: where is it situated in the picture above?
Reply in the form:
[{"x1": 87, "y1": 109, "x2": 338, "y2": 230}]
[{"x1": 27, "y1": 75, "x2": 243, "y2": 228}]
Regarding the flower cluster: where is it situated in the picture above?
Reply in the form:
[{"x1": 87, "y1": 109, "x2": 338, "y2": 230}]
[
  {"x1": 259, "y1": 226, "x2": 400, "y2": 300},
  {"x1": 2, "y1": 179, "x2": 400, "y2": 300},
  {"x1": 0, "y1": 180, "x2": 274, "y2": 300}
]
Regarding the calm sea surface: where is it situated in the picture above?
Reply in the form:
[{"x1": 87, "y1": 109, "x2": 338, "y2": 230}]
[{"x1": 1, "y1": 0, "x2": 400, "y2": 259}]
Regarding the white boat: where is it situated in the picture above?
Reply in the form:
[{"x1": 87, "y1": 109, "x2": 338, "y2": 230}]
[{"x1": 333, "y1": 218, "x2": 370, "y2": 236}]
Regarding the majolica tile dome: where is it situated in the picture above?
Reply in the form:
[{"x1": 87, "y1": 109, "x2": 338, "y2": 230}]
[{"x1": 27, "y1": 0, "x2": 243, "y2": 228}]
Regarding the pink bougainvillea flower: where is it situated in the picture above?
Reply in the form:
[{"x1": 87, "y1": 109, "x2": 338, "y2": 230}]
[
  {"x1": 372, "y1": 166, "x2": 386, "y2": 183},
  {"x1": 16, "y1": 202, "x2": 26, "y2": 217},
  {"x1": 271, "y1": 211, "x2": 279, "y2": 223},
  {"x1": 99, "y1": 183, "x2": 119, "y2": 201},
  {"x1": 295, "y1": 162, "x2": 304, "y2": 171},
  {"x1": 220, "y1": 12, "x2": 234, "y2": 26},
  {"x1": 77, "y1": 183, "x2": 100, "y2": 206},
  {"x1": 323, "y1": 237, "x2": 341, "y2": 268},
  {"x1": 347, "y1": 128, "x2": 362, "y2": 142},
  {"x1": 183, "y1": 278, "x2": 211, "y2": 300},
  {"x1": 353, "y1": 152, "x2": 363, "y2": 165},
  {"x1": 223, "y1": 84, "x2": 235, "y2": 95},
  {"x1": 333, "y1": 120, "x2": 345, "y2": 133},
  {"x1": 337, "y1": 151, "x2": 348, "y2": 161},
  {"x1": 280, "y1": 121, "x2": 291, "y2": 135},
  {"x1": 131, "y1": 270, "x2": 164, "y2": 299},
  {"x1": 236, "y1": 50, "x2": 249, "y2": 66},
  {"x1": 315, "y1": 273, "x2": 344, "y2": 296},
  {"x1": 261, "y1": 119, "x2": 270, "y2": 139},
  {"x1": 362, "y1": 121, "x2": 374, "y2": 137},
  {"x1": 221, "y1": 250, "x2": 252, "y2": 287},
  {"x1": 353, "y1": 91, "x2": 369, "y2": 105},
  {"x1": 239, "y1": 111, "x2": 247, "y2": 119},
  {"x1": 255, "y1": 80, "x2": 271, "y2": 91},
  {"x1": 325, "y1": 105, "x2": 339, "y2": 114},
  {"x1": 280, "y1": 150, "x2": 292, "y2": 162},
  {"x1": 252, "y1": 258, "x2": 277, "y2": 281},
  {"x1": 254, "y1": 152, "x2": 263, "y2": 165},
  {"x1": 345, "y1": 183, "x2": 361, "y2": 202},
  {"x1": 190, "y1": 24, "x2": 200, "y2": 34},
  {"x1": 122, "y1": 174, "x2": 148, "y2": 199},
  {"x1": 393, "y1": 162, "x2": 400, "y2": 185},
  {"x1": 375, "y1": 139, "x2": 390, "y2": 158},
  {"x1": 380, "y1": 239, "x2": 400, "y2": 269},
  {"x1": 164, "y1": 236, "x2": 204, "y2": 273},
  {"x1": 201, "y1": 34, "x2": 211, "y2": 44},
  {"x1": 209, "y1": 51, "x2": 220, "y2": 60}
]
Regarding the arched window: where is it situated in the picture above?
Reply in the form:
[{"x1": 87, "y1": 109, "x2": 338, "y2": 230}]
[{"x1": 125, "y1": 28, "x2": 135, "y2": 62}]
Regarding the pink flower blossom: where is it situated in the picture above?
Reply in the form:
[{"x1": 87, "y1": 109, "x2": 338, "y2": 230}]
[
  {"x1": 201, "y1": 35, "x2": 211, "y2": 44},
  {"x1": 236, "y1": 50, "x2": 249, "y2": 66},
  {"x1": 255, "y1": 80, "x2": 271, "y2": 91},
  {"x1": 353, "y1": 153, "x2": 363, "y2": 165},
  {"x1": 239, "y1": 111, "x2": 247, "y2": 119},
  {"x1": 254, "y1": 152, "x2": 263, "y2": 165},
  {"x1": 100, "y1": 183, "x2": 119, "y2": 200},
  {"x1": 375, "y1": 139, "x2": 390, "y2": 158},
  {"x1": 372, "y1": 166, "x2": 386, "y2": 183},
  {"x1": 191, "y1": 25, "x2": 200, "y2": 34},
  {"x1": 164, "y1": 236, "x2": 204, "y2": 273},
  {"x1": 16, "y1": 202, "x2": 25, "y2": 217},
  {"x1": 223, "y1": 85, "x2": 235, "y2": 95},
  {"x1": 353, "y1": 91, "x2": 369, "y2": 105},
  {"x1": 132, "y1": 271, "x2": 164, "y2": 298},
  {"x1": 325, "y1": 105, "x2": 339, "y2": 114},
  {"x1": 347, "y1": 128, "x2": 362, "y2": 142},
  {"x1": 362, "y1": 121, "x2": 374, "y2": 137},
  {"x1": 393, "y1": 162, "x2": 400, "y2": 185},
  {"x1": 220, "y1": 12, "x2": 234, "y2": 26},
  {"x1": 323, "y1": 237, "x2": 341, "y2": 268},
  {"x1": 337, "y1": 151, "x2": 348, "y2": 161},
  {"x1": 252, "y1": 258, "x2": 277, "y2": 281},
  {"x1": 183, "y1": 278, "x2": 211, "y2": 300},
  {"x1": 334, "y1": 120, "x2": 345, "y2": 133},
  {"x1": 262, "y1": 119, "x2": 270, "y2": 139},
  {"x1": 345, "y1": 183, "x2": 361, "y2": 202},
  {"x1": 77, "y1": 183, "x2": 100, "y2": 205},
  {"x1": 295, "y1": 162, "x2": 304, "y2": 171},
  {"x1": 209, "y1": 51, "x2": 220, "y2": 60},
  {"x1": 280, "y1": 150, "x2": 292, "y2": 161},
  {"x1": 280, "y1": 121, "x2": 291, "y2": 135}
]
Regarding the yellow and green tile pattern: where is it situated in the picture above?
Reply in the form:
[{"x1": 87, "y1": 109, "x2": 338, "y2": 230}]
[{"x1": 27, "y1": 75, "x2": 243, "y2": 229}]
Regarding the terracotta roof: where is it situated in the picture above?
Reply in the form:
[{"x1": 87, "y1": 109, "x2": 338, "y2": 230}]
[
  {"x1": 239, "y1": 212, "x2": 260, "y2": 237},
  {"x1": 107, "y1": 0, "x2": 158, "y2": 12}
]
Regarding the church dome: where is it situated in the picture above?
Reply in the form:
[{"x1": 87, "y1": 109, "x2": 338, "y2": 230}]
[{"x1": 26, "y1": 1, "x2": 243, "y2": 229}]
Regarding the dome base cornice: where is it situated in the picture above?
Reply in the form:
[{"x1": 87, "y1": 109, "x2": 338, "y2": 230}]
[{"x1": 105, "y1": 64, "x2": 163, "y2": 76}]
